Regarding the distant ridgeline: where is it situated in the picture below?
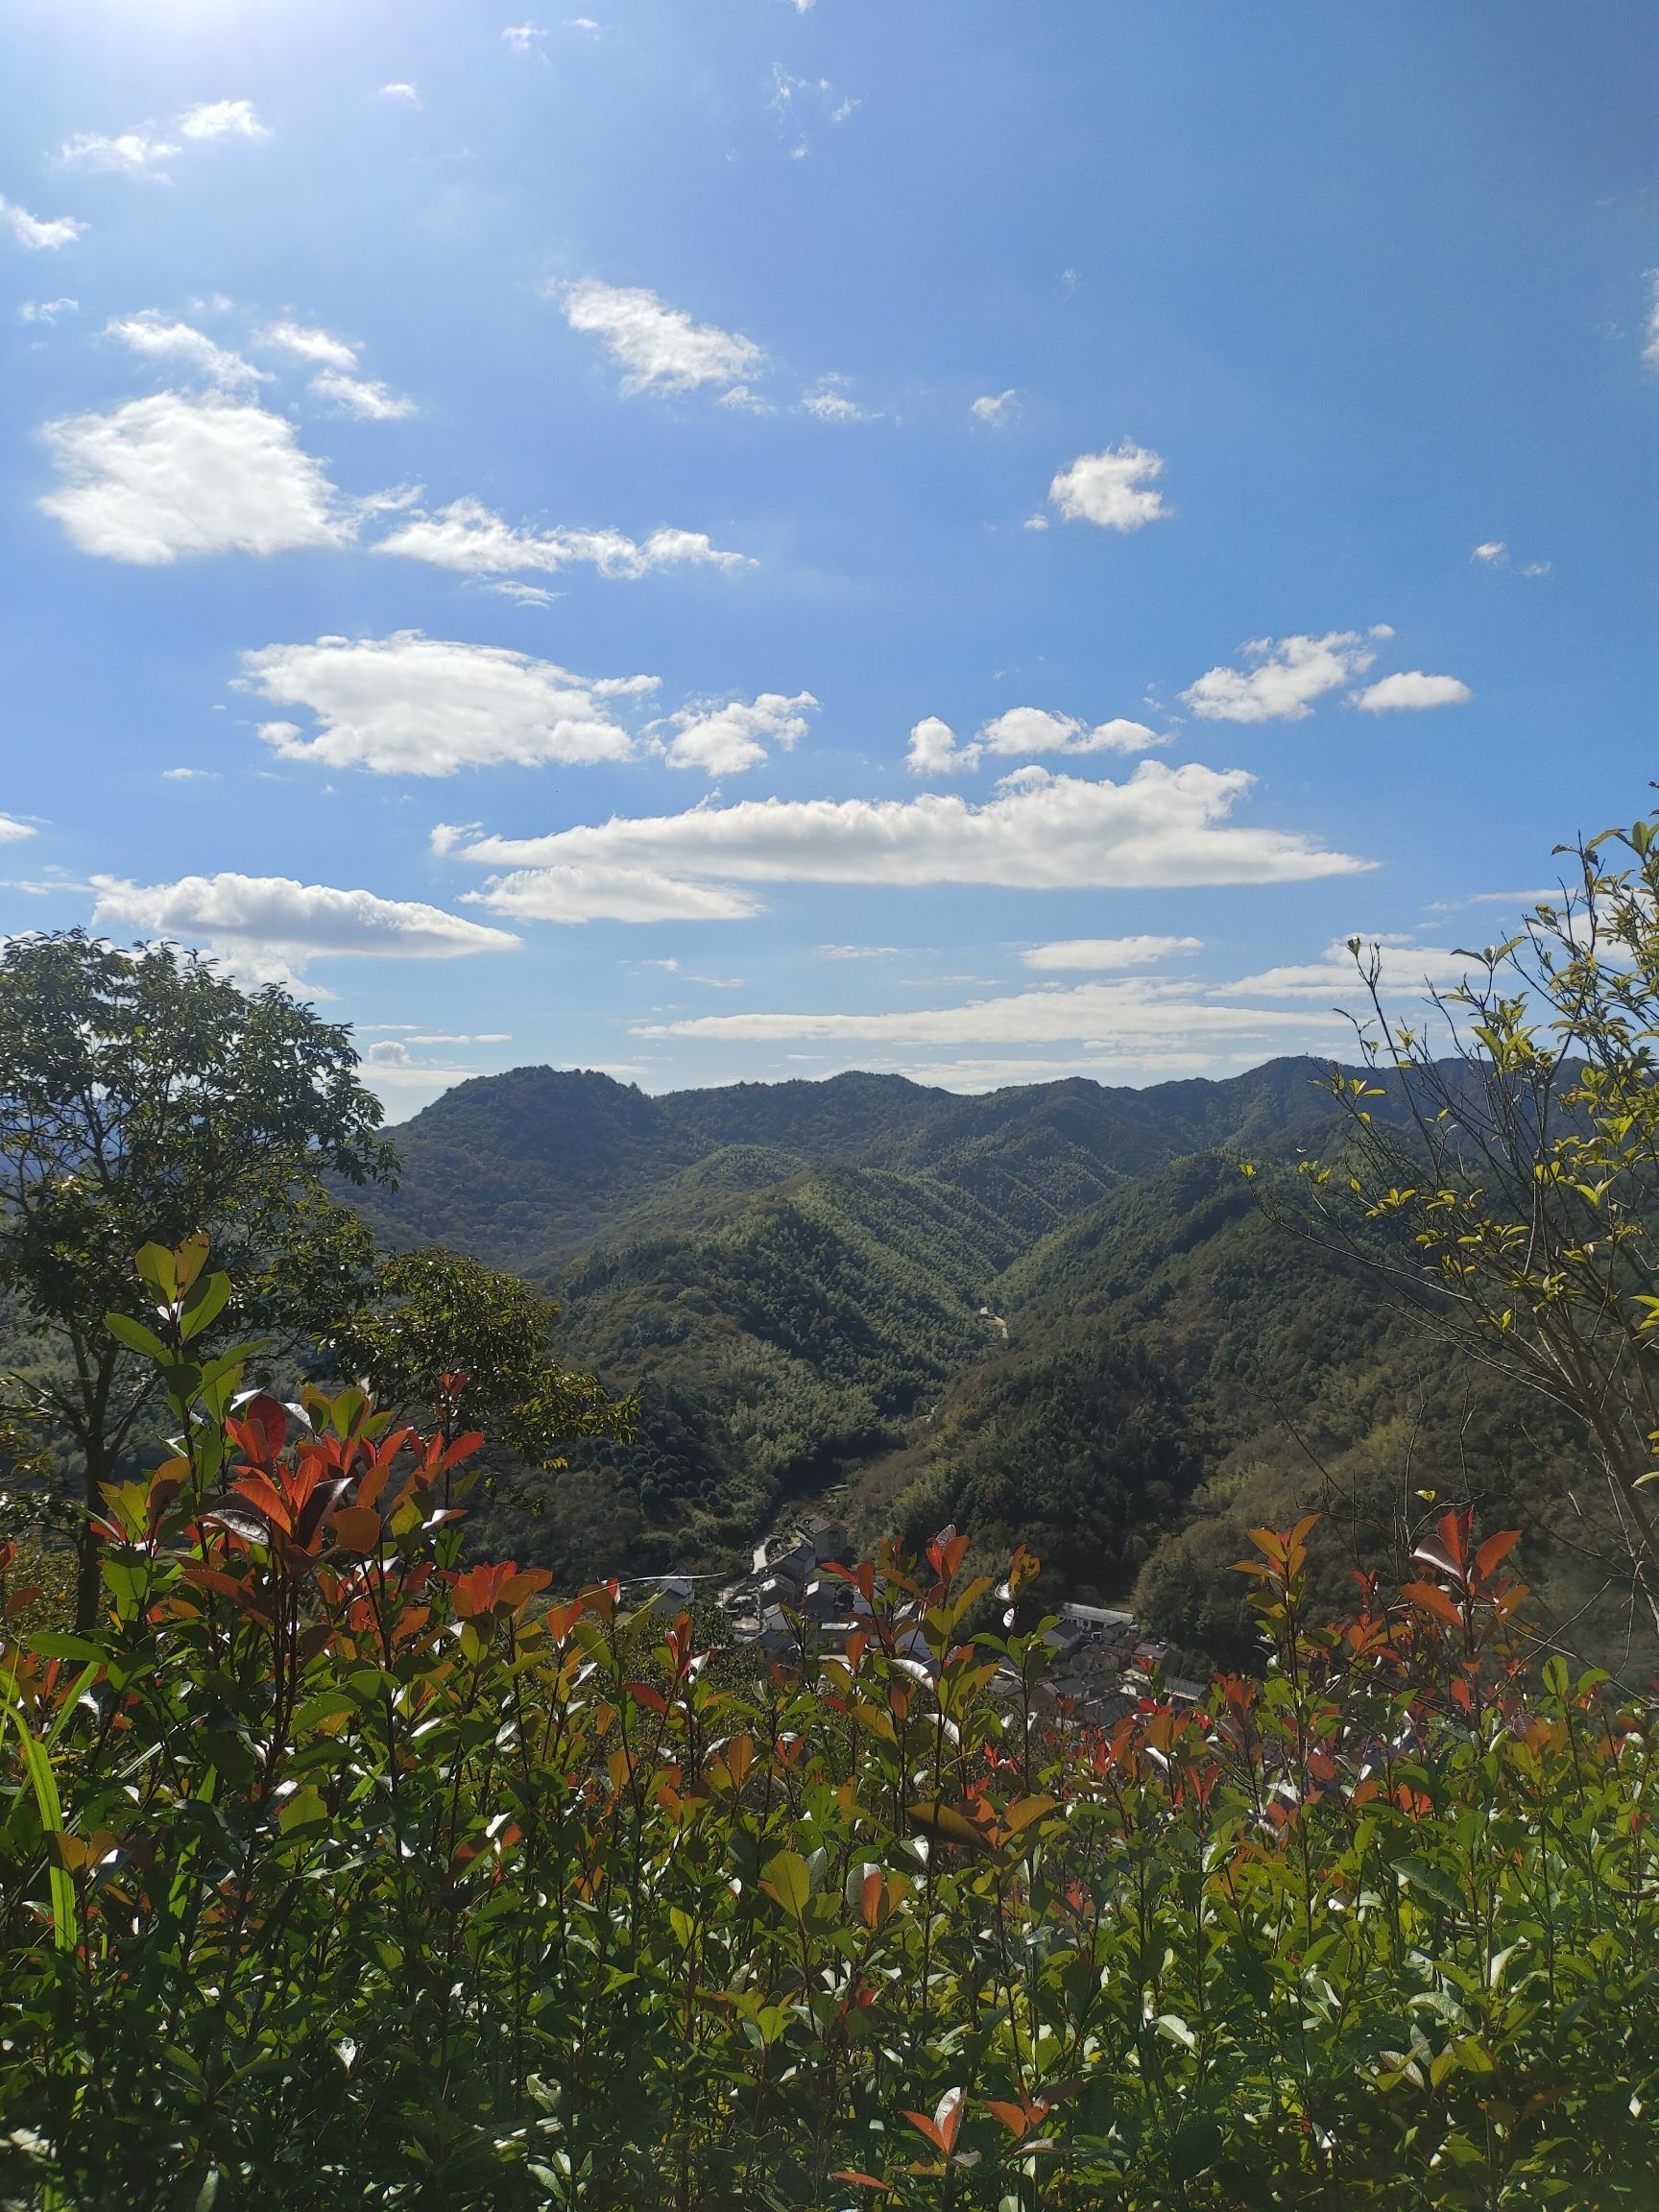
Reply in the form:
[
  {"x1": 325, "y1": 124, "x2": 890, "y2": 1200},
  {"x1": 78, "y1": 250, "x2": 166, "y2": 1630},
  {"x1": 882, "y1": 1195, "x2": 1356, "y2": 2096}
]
[{"x1": 352, "y1": 1061, "x2": 1627, "y2": 1673}]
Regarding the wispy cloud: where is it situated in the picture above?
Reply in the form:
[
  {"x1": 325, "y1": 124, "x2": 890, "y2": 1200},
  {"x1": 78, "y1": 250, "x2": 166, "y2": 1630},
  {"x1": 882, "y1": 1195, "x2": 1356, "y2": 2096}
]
[
  {"x1": 0, "y1": 194, "x2": 85, "y2": 250},
  {"x1": 106, "y1": 310, "x2": 267, "y2": 391},
  {"x1": 58, "y1": 101, "x2": 268, "y2": 179},
  {"x1": 58, "y1": 130, "x2": 180, "y2": 176},
  {"x1": 252, "y1": 321, "x2": 413, "y2": 419},
  {"x1": 374, "y1": 496, "x2": 746, "y2": 580},
  {"x1": 255, "y1": 321, "x2": 360, "y2": 371},
  {"x1": 561, "y1": 277, "x2": 764, "y2": 397},
  {"x1": 971, "y1": 389, "x2": 1019, "y2": 428},
  {"x1": 310, "y1": 368, "x2": 416, "y2": 420},
  {"x1": 800, "y1": 376, "x2": 876, "y2": 422},
  {"x1": 1021, "y1": 935, "x2": 1203, "y2": 971}
]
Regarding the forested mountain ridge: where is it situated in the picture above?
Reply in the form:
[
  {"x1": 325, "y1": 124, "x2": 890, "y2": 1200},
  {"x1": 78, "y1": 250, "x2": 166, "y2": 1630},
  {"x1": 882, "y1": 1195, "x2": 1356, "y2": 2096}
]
[
  {"x1": 355, "y1": 1055, "x2": 1352, "y2": 1271},
  {"x1": 363, "y1": 1058, "x2": 1358, "y2": 1582},
  {"x1": 356, "y1": 1057, "x2": 1638, "y2": 1673}
]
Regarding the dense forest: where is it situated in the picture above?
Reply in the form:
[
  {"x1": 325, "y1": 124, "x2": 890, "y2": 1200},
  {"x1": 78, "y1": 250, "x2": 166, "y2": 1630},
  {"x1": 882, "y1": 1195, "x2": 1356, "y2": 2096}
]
[{"x1": 354, "y1": 1057, "x2": 1636, "y2": 1676}]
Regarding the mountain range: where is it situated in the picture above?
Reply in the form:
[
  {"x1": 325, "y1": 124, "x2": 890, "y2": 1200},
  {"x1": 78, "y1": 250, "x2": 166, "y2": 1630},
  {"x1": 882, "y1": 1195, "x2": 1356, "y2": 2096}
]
[{"x1": 354, "y1": 1058, "x2": 1633, "y2": 1674}]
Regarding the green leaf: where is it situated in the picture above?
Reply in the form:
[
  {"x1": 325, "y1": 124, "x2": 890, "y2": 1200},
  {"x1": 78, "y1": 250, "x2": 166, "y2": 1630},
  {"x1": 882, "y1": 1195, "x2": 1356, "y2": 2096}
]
[
  {"x1": 179, "y1": 1271, "x2": 232, "y2": 1344},
  {"x1": 132, "y1": 1242, "x2": 179, "y2": 1301},
  {"x1": 277, "y1": 1788, "x2": 327, "y2": 1835},
  {"x1": 1396, "y1": 1856, "x2": 1465, "y2": 1912},
  {"x1": 104, "y1": 1310, "x2": 169, "y2": 1362},
  {"x1": 27, "y1": 1633, "x2": 106, "y2": 1665},
  {"x1": 760, "y1": 1848, "x2": 811, "y2": 1920},
  {"x1": 1170, "y1": 2113, "x2": 1224, "y2": 2180}
]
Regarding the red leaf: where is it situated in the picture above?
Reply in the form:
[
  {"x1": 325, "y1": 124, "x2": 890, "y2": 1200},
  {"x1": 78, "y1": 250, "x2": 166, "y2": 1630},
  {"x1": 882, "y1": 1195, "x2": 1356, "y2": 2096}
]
[
  {"x1": 1475, "y1": 1528, "x2": 1523, "y2": 1581},
  {"x1": 1402, "y1": 1579, "x2": 1463, "y2": 1630},
  {"x1": 233, "y1": 1391, "x2": 288, "y2": 1465}
]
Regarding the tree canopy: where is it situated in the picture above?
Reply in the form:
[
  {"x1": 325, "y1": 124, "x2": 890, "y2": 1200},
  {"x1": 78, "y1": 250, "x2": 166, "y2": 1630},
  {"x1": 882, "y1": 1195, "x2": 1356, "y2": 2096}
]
[
  {"x1": 0, "y1": 931, "x2": 397, "y2": 1623},
  {"x1": 326, "y1": 1246, "x2": 633, "y2": 1504},
  {"x1": 1287, "y1": 812, "x2": 1659, "y2": 1621}
]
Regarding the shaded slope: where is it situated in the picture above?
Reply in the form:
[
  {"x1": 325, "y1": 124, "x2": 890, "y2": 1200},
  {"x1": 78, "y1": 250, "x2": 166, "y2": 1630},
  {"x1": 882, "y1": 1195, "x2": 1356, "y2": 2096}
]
[{"x1": 863, "y1": 1150, "x2": 1631, "y2": 1674}]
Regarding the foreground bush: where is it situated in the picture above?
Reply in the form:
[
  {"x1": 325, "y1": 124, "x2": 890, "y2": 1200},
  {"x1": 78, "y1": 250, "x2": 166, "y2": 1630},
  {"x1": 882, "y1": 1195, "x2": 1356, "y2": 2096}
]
[{"x1": 1, "y1": 1246, "x2": 1656, "y2": 2208}]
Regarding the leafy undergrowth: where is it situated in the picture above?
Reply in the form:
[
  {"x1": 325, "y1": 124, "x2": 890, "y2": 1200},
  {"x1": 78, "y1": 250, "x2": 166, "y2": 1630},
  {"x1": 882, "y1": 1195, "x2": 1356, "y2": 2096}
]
[{"x1": 2, "y1": 1247, "x2": 1657, "y2": 2209}]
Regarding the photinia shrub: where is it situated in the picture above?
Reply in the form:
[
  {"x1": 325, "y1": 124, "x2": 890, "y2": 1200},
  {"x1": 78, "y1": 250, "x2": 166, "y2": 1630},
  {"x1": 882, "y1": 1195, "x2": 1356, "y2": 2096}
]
[{"x1": 0, "y1": 1241, "x2": 1655, "y2": 2209}]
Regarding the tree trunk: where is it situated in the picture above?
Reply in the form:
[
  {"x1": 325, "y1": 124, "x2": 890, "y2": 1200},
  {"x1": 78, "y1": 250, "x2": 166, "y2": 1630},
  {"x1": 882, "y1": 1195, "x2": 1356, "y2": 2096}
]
[{"x1": 74, "y1": 1441, "x2": 116, "y2": 1634}]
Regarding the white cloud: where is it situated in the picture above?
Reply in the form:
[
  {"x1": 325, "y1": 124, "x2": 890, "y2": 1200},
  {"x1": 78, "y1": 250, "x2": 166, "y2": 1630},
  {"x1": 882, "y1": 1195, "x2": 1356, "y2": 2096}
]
[
  {"x1": 1, "y1": 195, "x2": 85, "y2": 250},
  {"x1": 633, "y1": 974, "x2": 1326, "y2": 1051},
  {"x1": 980, "y1": 707, "x2": 1164, "y2": 758},
  {"x1": 906, "y1": 716, "x2": 965, "y2": 776},
  {"x1": 503, "y1": 22, "x2": 546, "y2": 52},
  {"x1": 19, "y1": 298, "x2": 78, "y2": 322},
  {"x1": 240, "y1": 631, "x2": 651, "y2": 776},
  {"x1": 906, "y1": 706, "x2": 1163, "y2": 775},
  {"x1": 971, "y1": 389, "x2": 1018, "y2": 427},
  {"x1": 88, "y1": 870, "x2": 517, "y2": 987},
  {"x1": 58, "y1": 131, "x2": 180, "y2": 175},
  {"x1": 1643, "y1": 273, "x2": 1659, "y2": 370},
  {"x1": 360, "y1": 1038, "x2": 511, "y2": 1093},
  {"x1": 1047, "y1": 442, "x2": 1167, "y2": 531},
  {"x1": 373, "y1": 495, "x2": 746, "y2": 579},
  {"x1": 0, "y1": 815, "x2": 37, "y2": 845},
  {"x1": 1473, "y1": 540, "x2": 1506, "y2": 563},
  {"x1": 657, "y1": 690, "x2": 817, "y2": 776},
  {"x1": 488, "y1": 582, "x2": 560, "y2": 608},
  {"x1": 562, "y1": 277, "x2": 763, "y2": 397},
  {"x1": 801, "y1": 376, "x2": 873, "y2": 422},
  {"x1": 1181, "y1": 631, "x2": 1377, "y2": 723},
  {"x1": 406, "y1": 1031, "x2": 512, "y2": 1045},
  {"x1": 1350, "y1": 670, "x2": 1471, "y2": 712},
  {"x1": 310, "y1": 367, "x2": 415, "y2": 420},
  {"x1": 880, "y1": 1052, "x2": 1242, "y2": 1093},
  {"x1": 179, "y1": 100, "x2": 269, "y2": 142},
  {"x1": 380, "y1": 82, "x2": 421, "y2": 102},
  {"x1": 1022, "y1": 935, "x2": 1203, "y2": 971},
  {"x1": 818, "y1": 943, "x2": 899, "y2": 961},
  {"x1": 1231, "y1": 938, "x2": 1479, "y2": 999},
  {"x1": 38, "y1": 392, "x2": 349, "y2": 564},
  {"x1": 106, "y1": 311, "x2": 267, "y2": 390},
  {"x1": 467, "y1": 865, "x2": 761, "y2": 926},
  {"x1": 255, "y1": 321, "x2": 360, "y2": 371},
  {"x1": 162, "y1": 767, "x2": 216, "y2": 781},
  {"x1": 446, "y1": 762, "x2": 1369, "y2": 925}
]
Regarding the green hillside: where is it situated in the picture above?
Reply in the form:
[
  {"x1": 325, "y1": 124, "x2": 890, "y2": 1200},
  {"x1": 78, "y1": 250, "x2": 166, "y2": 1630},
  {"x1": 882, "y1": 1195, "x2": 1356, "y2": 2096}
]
[
  {"x1": 868, "y1": 1150, "x2": 1631, "y2": 1672},
  {"x1": 372, "y1": 1062, "x2": 1328, "y2": 1589},
  {"x1": 359, "y1": 1057, "x2": 1642, "y2": 1674}
]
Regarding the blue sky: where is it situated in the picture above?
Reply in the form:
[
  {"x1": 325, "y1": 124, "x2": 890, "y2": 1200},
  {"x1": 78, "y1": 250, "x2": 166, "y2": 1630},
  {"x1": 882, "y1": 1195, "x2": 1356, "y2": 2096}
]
[{"x1": 2, "y1": 0, "x2": 1653, "y2": 1118}]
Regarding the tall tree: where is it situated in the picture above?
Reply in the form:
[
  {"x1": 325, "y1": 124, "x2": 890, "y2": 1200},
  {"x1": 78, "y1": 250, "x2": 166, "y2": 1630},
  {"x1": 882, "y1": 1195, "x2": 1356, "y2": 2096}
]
[
  {"x1": 0, "y1": 932, "x2": 397, "y2": 1625},
  {"x1": 325, "y1": 1246, "x2": 634, "y2": 1509},
  {"x1": 1284, "y1": 811, "x2": 1659, "y2": 1617}
]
